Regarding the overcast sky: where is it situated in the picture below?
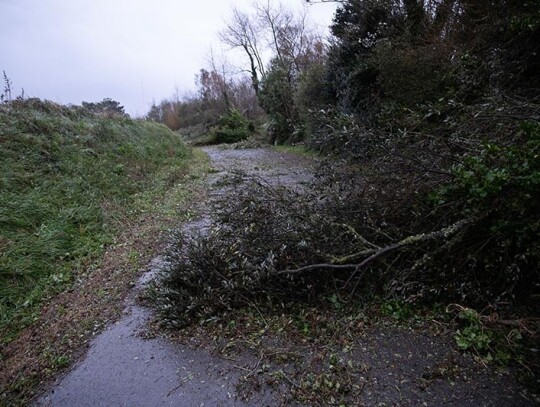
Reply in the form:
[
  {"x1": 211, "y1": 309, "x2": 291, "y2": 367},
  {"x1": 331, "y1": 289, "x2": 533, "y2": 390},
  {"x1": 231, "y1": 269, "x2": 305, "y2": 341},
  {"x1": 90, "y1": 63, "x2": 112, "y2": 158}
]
[{"x1": 0, "y1": 0, "x2": 337, "y2": 117}]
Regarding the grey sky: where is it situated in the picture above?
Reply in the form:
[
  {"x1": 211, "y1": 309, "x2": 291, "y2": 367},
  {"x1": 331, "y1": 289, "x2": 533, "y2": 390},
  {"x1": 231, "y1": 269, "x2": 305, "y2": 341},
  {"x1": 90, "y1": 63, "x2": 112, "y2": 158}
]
[{"x1": 0, "y1": 0, "x2": 337, "y2": 117}]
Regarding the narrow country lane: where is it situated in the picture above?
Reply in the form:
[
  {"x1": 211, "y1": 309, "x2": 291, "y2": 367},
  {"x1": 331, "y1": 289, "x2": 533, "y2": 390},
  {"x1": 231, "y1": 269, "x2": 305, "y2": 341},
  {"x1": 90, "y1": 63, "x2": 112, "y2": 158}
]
[
  {"x1": 35, "y1": 147, "x2": 313, "y2": 407},
  {"x1": 35, "y1": 147, "x2": 534, "y2": 407}
]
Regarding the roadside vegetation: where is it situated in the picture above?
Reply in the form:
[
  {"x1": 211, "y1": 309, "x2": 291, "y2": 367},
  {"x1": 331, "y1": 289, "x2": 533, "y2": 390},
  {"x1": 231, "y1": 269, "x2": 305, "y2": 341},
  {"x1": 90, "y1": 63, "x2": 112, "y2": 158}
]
[
  {"x1": 0, "y1": 97, "x2": 190, "y2": 342},
  {"x1": 149, "y1": 0, "x2": 539, "y2": 403},
  {"x1": 4, "y1": 0, "x2": 534, "y2": 404},
  {"x1": 0, "y1": 92, "x2": 207, "y2": 403}
]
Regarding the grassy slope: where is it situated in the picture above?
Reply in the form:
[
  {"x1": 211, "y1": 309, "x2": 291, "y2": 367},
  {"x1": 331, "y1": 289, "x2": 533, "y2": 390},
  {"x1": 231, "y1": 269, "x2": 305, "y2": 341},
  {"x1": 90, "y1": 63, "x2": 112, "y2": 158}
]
[{"x1": 0, "y1": 99, "x2": 190, "y2": 343}]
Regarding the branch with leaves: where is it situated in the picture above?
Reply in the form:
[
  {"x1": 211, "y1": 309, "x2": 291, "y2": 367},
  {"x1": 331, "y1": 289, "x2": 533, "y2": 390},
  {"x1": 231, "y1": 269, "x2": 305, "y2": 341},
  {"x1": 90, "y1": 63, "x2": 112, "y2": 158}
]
[{"x1": 277, "y1": 217, "x2": 475, "y2": 275}]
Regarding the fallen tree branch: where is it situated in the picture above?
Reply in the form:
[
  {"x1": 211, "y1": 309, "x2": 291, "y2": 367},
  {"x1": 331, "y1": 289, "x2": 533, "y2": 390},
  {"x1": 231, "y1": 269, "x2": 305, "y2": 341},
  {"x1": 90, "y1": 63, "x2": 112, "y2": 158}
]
[
  {"x1": 277, "y1": 217, "x2": 476, "y2": 275},
  {"x1": 275, "y1": 263, "x2": 357, "y2": 275},
  {"x1": 331, "y1": 222, "x2": 381, "y2": 251}
]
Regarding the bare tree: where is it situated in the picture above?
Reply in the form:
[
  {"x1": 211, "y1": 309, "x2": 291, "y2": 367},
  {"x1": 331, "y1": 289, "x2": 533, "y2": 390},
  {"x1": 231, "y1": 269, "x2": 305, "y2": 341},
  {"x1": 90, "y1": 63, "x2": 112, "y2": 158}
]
[
  {"x1": 219, "y1": 8, "x2": 266, "y2": 96},
  {"x1": 220, "y1": 1, "x2": 324, "y2": 90},
  {"x1": 256, "y1": 1, "x2": 325, "y2": 83},
  {"x1": 207, "y1": 49, "x2": 235, "y2": 110},
  {"x1": 255, "y1": 0, "x2": 291, "y2": 62}
]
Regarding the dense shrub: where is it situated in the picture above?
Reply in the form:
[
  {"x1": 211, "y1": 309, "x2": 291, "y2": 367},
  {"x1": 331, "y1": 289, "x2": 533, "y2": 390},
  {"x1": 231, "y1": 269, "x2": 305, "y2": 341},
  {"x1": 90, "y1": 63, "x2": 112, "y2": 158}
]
[
  {"x1": 259, "y1": 59, "x2": 298, "y2": 144},
  {"x1": 294, "y1": 63, "x2": 330, "y2": 119},
  {"x1": 372, "y1": 40, "x2": 453, "y2": 106},
  {"x1": 211, "y1": 108, "x2": 253, "y2": 144},
  {"x1": 325, "y1": 0, "x2": 540, "y2": 117},
  {"x1": 424, "y1": 122, "x2": 540, "y2": 307},
  {"x1": 81, "y1": 98, "x2": 128, "y2": 118},
  {"x1": 152, "y1": 125, "x2": 540, "y2": 328}
]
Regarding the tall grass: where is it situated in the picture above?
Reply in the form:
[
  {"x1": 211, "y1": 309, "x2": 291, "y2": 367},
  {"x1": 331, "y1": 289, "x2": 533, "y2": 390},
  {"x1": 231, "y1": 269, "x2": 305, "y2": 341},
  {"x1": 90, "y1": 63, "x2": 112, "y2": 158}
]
[{"x1": 0, "y1": 98, "x2": 190, "y2": 341}]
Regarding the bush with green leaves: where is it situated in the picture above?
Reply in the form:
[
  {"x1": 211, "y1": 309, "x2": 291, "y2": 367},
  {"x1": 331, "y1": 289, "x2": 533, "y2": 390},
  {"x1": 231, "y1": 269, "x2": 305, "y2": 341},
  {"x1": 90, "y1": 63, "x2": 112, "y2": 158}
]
[
  {"x1": 371, "y1": 40, "x2": 453, "y2": 106},
  {"x1": 211, "y1": 108, "x2": 253, "y2": 144},
  {"x1": 82, "y1": 98, "x2": 128, "y2": 118},
  {"x1": 325, "y1": 0, "x2": 540, "y2": 119},
  {"x1": 425, "y1": 122, "x2": 540, "y2": 307},
  {"x1": 449, "y1": 305, "x2": 524, "y2": 364},
  {"x1": 294, "y1": 62, "x2": 331, "y2": 122},
  {"x1": 259, "y1": 58, "x2": 298, "y2": 144}
]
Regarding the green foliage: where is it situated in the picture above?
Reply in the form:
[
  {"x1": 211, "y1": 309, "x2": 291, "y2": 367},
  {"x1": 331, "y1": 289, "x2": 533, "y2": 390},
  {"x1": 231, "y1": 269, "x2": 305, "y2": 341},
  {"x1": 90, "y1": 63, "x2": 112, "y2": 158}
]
[
  {"x1": 326, "y1": 0, "x2": 540, "y2": 117},
  {"x1": 450, "y1": 306, "x2": 522, "y2": 364},
  {"x1": 372, "y1": 40, "x2": 453, "y2": 106},
  {"x1": 425, "y1": 122, "x2": 540, "y2": 305},
  {"x1": 301, "y1": 0, "x2": 540, "y2": 311},
  {"x1": 211, "y1": 108, "x2": 253, "y2": 144},
  {"x1": 380, "y1": 300, "x2": 414, "y2": 321},
  {"x1": 441, "y1": 123, "x2": 540, "y2": 208},
  {"x1": 453, "y1": 308, "x2": 494, "y2": 354},
  {"x1": 0, "y1": 98, "x2": 190, "y2": 341},
  {"x1": 82, "y1": 98, "x2": 127, "y2": 117},
  {"x1": 326, "y1": 0, "x2": 404, "y2": 117},
  {"x1": 259, "y1": 59, "x2": 298, "y2": 144},
  {"x1": 295, "y1": 63, "x2": 331, "y2": 119}
]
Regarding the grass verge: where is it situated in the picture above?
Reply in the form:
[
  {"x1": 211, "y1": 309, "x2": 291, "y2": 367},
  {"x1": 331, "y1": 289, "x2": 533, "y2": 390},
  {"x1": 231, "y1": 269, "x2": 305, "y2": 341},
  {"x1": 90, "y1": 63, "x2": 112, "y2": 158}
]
[
  {"x1": 0, "y1": 99, "x2": 210, "y2": 405},
  {"x1": 0, "y1": 99, "x2": 187, "y2": 342}
]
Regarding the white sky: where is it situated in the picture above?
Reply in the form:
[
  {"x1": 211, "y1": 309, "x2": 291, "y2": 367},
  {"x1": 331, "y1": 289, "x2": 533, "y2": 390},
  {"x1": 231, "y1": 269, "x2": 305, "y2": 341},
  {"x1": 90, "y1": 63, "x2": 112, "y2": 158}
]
[{"x1": 0, "y1": 0, "x2": 337, "y2": 117}]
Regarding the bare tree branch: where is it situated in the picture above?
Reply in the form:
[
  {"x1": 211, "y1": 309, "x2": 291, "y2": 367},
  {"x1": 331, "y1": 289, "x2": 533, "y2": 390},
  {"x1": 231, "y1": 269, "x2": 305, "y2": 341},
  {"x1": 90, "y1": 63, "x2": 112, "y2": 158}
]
[
  {"x1": 277, "y1": 217, "x2": 476, "y2": 275},
  {"x1": 219, "y1": 8, "x2": 266, "y2": 95}
]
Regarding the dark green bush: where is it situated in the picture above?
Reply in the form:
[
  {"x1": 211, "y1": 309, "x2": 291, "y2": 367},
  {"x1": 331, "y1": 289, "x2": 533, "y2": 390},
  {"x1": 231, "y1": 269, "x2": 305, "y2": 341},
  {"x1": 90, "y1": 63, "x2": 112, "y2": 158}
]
[
  {"x1": 259, "y1": 59, "x2": 297, "y2": 144},
  {"x1": 425, "y1": 122, "x2": 540, "y2": 307},
  {"x1": 371, "y1": 40, "x2": 453, "y2": 106},
  {"x1": 211, "y1": 108, "x2": 252, "y2": 144},
  {"x1": 295, "y1": 63, "x2": 331, "y2": 120}
]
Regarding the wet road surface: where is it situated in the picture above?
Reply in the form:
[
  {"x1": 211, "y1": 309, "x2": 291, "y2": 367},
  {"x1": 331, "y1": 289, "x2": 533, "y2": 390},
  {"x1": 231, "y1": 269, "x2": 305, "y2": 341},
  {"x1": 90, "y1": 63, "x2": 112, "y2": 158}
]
[{"x1": 35, "y1": 147, "x2": 311, "y2": 407}]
